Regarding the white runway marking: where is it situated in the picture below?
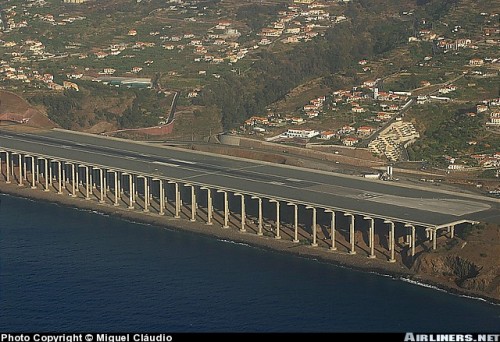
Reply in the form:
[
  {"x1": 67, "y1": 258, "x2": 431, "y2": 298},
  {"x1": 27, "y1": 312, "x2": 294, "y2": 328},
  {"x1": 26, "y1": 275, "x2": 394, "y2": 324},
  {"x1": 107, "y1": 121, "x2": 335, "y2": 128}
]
[{"x1": 170, "y1": 158, "x2": 196, "y2": 165}]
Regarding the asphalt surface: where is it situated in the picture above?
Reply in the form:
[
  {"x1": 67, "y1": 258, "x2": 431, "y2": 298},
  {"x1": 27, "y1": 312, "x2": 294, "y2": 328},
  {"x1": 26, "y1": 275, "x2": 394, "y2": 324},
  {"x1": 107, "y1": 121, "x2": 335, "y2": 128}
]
[{"x1": 0, "y1": 128, "x2": 498, "y2": 227}]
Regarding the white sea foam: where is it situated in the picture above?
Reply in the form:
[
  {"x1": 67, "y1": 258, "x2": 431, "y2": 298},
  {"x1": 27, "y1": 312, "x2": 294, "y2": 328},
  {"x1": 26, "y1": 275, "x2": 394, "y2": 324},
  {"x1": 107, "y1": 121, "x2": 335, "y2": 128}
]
[
  {"x1": 400, "y1": 277, "x2": 498, "y2": 305},
  {"x1": 217, "y1": 239, "x2": 251, "y2": 248}
]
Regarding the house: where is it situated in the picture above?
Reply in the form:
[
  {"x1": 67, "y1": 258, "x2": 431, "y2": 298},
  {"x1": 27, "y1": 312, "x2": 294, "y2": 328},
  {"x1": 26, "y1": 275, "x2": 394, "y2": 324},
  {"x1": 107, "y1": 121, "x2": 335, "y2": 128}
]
[
  {"x1": 260, "y1": 28, "x2": 283, "y2": 37},
  {"x1": 377, "y1": 112, "x2": 392, "y2": 120},
  {"x1": 291, "y1": 117, "x2": 304, "y2": 124},
  {"x1": 342, "y1": 137, "x2": 359, "y2": 146},
  {"x1": 319, "y1": 131, "x2": 335, "y2": 140},
  {"x1": 357, "y1": 126, "x2": 374, "y2": 135},
  {"x1": 477, "y1": 104, "x2": 489, "y2": 113},
  {"x1": 284, "y1": 129, "x2": 320, "y2": 139},
  {"x1": 352, "y1": 106, "x2": 365, "y2": 113},
  {"x1": 469, "y1": 58, "x2": 484, "y2": 66}
]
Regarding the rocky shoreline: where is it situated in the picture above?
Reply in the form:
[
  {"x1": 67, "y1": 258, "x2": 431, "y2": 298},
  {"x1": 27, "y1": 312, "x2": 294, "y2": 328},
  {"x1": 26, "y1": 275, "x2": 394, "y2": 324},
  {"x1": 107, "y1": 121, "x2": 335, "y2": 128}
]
[{"x1": 1, "y1": 181, "x2": 498, "y2": 305}]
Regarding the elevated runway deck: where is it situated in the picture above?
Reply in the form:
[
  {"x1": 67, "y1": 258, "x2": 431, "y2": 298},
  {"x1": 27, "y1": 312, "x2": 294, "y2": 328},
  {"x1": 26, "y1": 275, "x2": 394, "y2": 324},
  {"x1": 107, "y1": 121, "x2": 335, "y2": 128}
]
[{"x1": 0, "y1": 128, "x2": 498, "y2": 228}]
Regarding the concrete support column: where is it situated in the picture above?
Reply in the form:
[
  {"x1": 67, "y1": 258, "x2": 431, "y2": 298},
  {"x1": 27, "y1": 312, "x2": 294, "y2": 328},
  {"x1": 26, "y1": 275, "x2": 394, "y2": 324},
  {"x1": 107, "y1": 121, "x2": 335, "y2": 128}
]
[
  {"x1": 306, "y1": 206, "x2": 317, "y2": 247},
  {"x1": 57, "y1": 161, "x2": 62, "y2": 194},
  {"x1": 62, "y1": 162, "x2": 66, "y2": 189},
  {"x1": 185, "y1": 184, "x2": 196, "y2": 222},
  {"x1": 17, "y1": 154, "x2": 23, "y2": 186},
  {"x1": 113, "y1": 171, "x2": 119, "y2": 206},
  {"x1": 202, "y1": 187, "x2": 213, "y2": 225},
  {"x1": 85, "y1": 166, "x2": 90, "y2": 200},
  {"x1": 23, "y1": 155, "x2": 27, "y2": 181},
  {"x1": 217, "y1": 190, "x2": 229, "y2": 228},
  {"x1": 30, "y1": 156, "x2": 36, "y2": 189},
  {"x1": 132, "y1": 177, "x2": 136, "y2": 204},
  {"x1": 99, "y1": 169, "x2": 105, "y2": 203},
  {"x1": 406, "y1": 224, "x2": 416, "y2": 258},
  {"x1": 385, "y1": 220, "x2": 396, "y2": 263},
  {"x1": 252, "y1": 196, "x2": 263, "y2": 236},
  {"x1": 234, "y1": 193, "x2": 246, "y2": 232},
  {"x1": 89, "y1": 167, "x2": 93, "y2": 193},
  {"x1": 364, "y1": 216, "x2": 376, "y2": 258},
  {"x1": 169, "y1": 181, "x2": 181, "y2": 218},
  {"x1": 44, "y1": 159, "x2": 49, "y2": 191},
  {"x1": 48, "y1": 162, "x2": 53, "y2": 186},
  {"x1": 75, "y1": 165, "x2": 80, "y2": 196},
  {"x1": 36, "y1": 157, "x2": 39, "y2": 184},
  {"x1": 5, "y1": 151, "x2": 11, "y2": 184},
  {"x1": 449, "y1": 225, "x2": 455, "y2": 239},
  {"x1": 71, "y1": 164, "x2": 76, "y2": 197},
  {"x1": 117, "y1": 173, "x2": 121, "y2": 197},
  {"x1": 432, "y1": 228, "x2": 437, "y2": 250},
  {"x1": 345, "y1": 212, "x2": 356, "y2": 255},
  {"x1": 158, "y1": 179, "x2": 164, "y2": 215},
  {"x1": 143, "y1": 176, "x2": 149, "y2": 212},
  {"x1": 128, "y1": 174, "x2": 134, "y2": 209},
  {"x1": 326, "y1": 210, "x2": 337, "y2": 251},
  {"x1": 102, "y1": 170, "x2": 107, "y2": 199},
  {"x1": 287, "y1": 203, "x2": 299, "y2": 243},
  {"x1": 270, "y1": 199, "x2": 281, "y2": 240}
]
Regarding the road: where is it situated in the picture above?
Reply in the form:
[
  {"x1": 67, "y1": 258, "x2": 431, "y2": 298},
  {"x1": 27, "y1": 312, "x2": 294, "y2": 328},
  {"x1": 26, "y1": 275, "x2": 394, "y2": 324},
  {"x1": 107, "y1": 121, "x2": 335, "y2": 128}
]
[{"x1": 0, "y1": 128, "x2": 498, "y2": 227}]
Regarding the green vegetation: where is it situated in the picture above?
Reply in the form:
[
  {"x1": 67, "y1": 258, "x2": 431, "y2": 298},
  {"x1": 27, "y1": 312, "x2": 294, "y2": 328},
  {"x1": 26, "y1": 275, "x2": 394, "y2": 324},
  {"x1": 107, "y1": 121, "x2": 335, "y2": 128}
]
[{"x1": 197, "y1": 11, "x2": 412, "y2": 128}]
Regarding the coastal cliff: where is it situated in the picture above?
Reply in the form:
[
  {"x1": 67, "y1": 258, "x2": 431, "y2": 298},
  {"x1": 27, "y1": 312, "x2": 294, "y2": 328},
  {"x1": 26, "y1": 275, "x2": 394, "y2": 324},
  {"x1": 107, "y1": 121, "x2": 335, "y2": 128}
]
[{"x1": 412, "y1": 223, "x2": 500, "y2": 301}]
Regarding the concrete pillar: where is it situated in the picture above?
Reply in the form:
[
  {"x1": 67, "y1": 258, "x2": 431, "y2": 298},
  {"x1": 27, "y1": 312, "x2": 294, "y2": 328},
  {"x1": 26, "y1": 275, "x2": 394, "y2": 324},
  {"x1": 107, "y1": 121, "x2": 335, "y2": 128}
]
[
  {"x1": 270, "y1": 199, "x2": 281, "y2": 239},
  {"x1": 288, "y1": 203, "x2": 299, "y2": 243},
  {"x1": 216, "y1": 190, "x2": 229, "y2": 228},
  {"x1": 406, "y1": 224, "x2": 416, "y2": 258},
  {"x1": 185, "y1": 184, "x2": 196, "y2": 222},
  {"x1": 252, "y1": 196, "x2": 263, "y2": 236},
  {"x1": 62, "y1": 162, "x2": 66, "y2": 189},
  {"x1": 345, "y1": 213, "x2": 356, "y2": 255},
  {"x1": 44, "y1": 159, "x2": 49, "y2": 191},
  {"x1": 36, "y1": 157, "x2": 39, "y2": 184},
  {"x1": 75, "y1": 165, "x2": 80, "y2": 196},
  {"x1": 234, "y1": 193, "x2": 246, "y2": 232},
  {"x1": 85, "y1": 166, "x2": 90, "y2": 200},
  {"x1": 23, "y1": 155, "x2": 27, "y2": 181},
  {"x1": 449, "y1": 225, "x2": 455, "y2": 239},
  {"x1": 202, "y1": 187, "x2": 213, "y2": 225},
  {"x1": 158, "y1": 179, "x2": 164, "y2": 215},
  {"x1": 132, "y1": 177, "x2": 136, "y2": 203},
  {"x1": 113, "y1": 171, "x2": 119, "y2": 206},
  {"x1": 57, "y1": 161, "x2": 62, "y2": 194},
  {"x1": 169, "y1": 181, "x2": 181, "y2": 218},
  {"x1": 30, "y1": 156, "x2": 36, "y2": 189},
  {"x1": 307, "y1": 206, "x2": 317, "y2": 247},
  {"x1": 102, "y1": 170, "x2": 107, "y2": 199},
  {"x1": 71, "y1": 164, "x2": 76, "y2": 197},
  {"x1": 5, "y1": 151, "x2": 11, "y2": 183},
  {"x1": 117, "y1": 172, "x2": 121, "y2": 198},
  {"x1": 89, "y1": 167, "x2": 93, "y2": 193},
  {"x1": 412, "y1": 225, "x2": 416, "y2": 257},
  {"x1": 326, "y1": 210, "x2": 337, "y2": 251},
  {"x1": 143, "y1": 176, "x2": 149, "y2": 212},
  {"x1": 48, "y1": 162, "x2": 53, "y2": 186},
  {"x1": 99, "y1": 168, "x2": 105, "y2": 203},
  {"x1": 363, "y1": 216, "x2": 376, "y2": 258},
  {"x1": 17, "y1": 154, "x2": 23, "y2": 186},
  {"x1": 128, "y1": 174, "x2": 134, "y2": 209},
  {"x1": 385, "y1": 220, "x2": 396, "y2": 263},
  {"x1": 432, "y1": 228, "x2": 437, "y2": 250}
]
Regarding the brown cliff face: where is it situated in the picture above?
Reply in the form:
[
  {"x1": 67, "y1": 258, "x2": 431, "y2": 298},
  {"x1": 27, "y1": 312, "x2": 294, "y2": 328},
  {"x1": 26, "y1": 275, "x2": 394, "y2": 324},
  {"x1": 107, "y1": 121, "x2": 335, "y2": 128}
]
[{"x1": 411, "y1": 223, "x2": 500, "y2": 301}]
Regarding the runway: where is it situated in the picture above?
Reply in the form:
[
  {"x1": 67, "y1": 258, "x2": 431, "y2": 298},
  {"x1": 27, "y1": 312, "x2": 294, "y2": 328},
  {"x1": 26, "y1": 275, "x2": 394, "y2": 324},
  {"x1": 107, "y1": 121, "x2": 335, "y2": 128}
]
[{"x1": 0, "y1": 128, "x2": 498, "y2": 227}]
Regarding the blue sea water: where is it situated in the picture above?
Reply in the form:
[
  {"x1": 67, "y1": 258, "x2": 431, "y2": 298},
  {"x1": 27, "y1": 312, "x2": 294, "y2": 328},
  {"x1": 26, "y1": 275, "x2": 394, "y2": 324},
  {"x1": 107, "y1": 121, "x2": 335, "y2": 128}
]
[{"x1": 0, "y1": 194, "x2": 499, "y2": 332}]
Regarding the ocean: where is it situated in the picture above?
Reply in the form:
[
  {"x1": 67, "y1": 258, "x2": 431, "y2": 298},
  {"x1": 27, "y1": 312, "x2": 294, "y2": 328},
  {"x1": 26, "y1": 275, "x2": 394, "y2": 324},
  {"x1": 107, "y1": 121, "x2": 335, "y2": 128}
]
[{"x1": 0, "y1": 194, "x2": 498, "y2": 332}]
